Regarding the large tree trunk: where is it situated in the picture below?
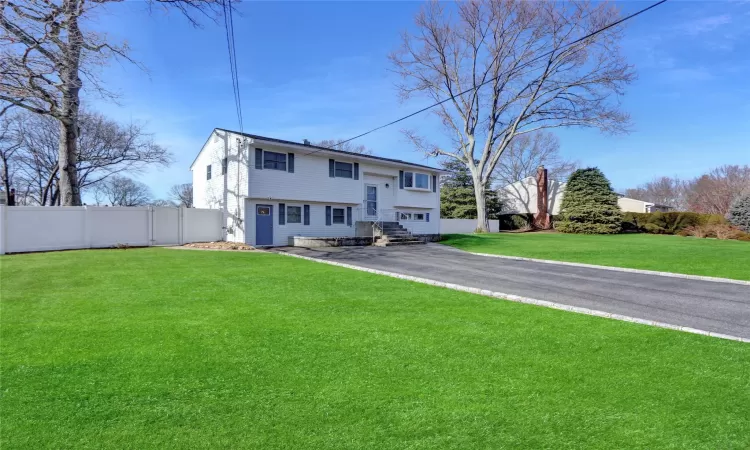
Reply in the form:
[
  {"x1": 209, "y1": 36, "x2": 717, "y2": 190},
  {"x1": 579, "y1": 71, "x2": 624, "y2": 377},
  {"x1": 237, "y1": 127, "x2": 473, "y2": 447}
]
[
  {"x1": 1, "y1": 154, "x2": 10, "y2": 197},
  {"x1": 57, "y1": 0, "x2": 83, "y2": 206},
  {"x1": 58, "y1": 119, "x2": 81, "y2": 205},
  {"x1": 473, "y1": 174, "x2": 489, "y2": 232}
]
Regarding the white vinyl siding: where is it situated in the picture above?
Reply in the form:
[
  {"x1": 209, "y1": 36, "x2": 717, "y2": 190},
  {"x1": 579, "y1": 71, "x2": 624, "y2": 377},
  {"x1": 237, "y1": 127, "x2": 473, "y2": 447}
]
[
  {"x1": 246, "y1": 200, "x2": 354, "y2": 246},
  {"x1": 193, "y1": 130, "x2": 442, "y2": 244},
  {"x1": 191, "y1": 129, "x2": 249, "y2": 243},
  {"x1": 396, "y1": 207, "x2": 440, "y2": 235}
]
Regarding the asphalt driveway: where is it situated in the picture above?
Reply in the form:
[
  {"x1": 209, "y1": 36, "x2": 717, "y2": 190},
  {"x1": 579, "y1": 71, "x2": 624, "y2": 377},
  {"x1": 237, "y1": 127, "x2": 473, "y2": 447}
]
[{"x1": 274, "y1": 244, "x2": 750, "y2": 339}]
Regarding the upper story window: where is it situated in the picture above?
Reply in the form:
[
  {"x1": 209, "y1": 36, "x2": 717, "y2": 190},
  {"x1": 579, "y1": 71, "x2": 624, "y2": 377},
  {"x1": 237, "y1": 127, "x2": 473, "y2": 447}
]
[
  {"x1": 263, "y1": 151, "x2": 287, "y2": 171},
  {"x1": 221, "y1": 157, "x2": 227, "y2": 175},
  {"x1": 206, "y1": 164, "x2": 212, "y2": 180},
  {"x1": 403, "y1": 171, "x2": 429, "y2": 190},
  {"x1": 334, "y1": 161, "x2": 353, "y2": 178},
  {"x1": 328, "y1": 159, "x2": 359, "y2": 179}
]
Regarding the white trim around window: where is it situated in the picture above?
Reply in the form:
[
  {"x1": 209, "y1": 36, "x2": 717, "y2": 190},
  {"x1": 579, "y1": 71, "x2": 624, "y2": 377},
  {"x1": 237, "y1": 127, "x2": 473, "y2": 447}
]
[
  {"x1": 403, "y1": 171, "x2": 430, "y2": 191},
  {"x1": 399, "y1": 212, "x2": 426, "y2": 221}
]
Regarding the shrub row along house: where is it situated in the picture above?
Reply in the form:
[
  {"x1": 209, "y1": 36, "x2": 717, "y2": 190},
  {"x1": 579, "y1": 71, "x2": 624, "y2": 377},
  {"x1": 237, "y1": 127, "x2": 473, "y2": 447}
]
[{"x1": 191, "y1": 129, "x2": 445, "y2": 246}]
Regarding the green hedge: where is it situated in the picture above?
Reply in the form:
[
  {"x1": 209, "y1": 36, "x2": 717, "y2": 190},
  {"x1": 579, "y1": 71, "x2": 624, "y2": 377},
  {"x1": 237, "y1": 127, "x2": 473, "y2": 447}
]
[
  {"x1": 621, "y1": 212, "x2": 726, "y2": 235},
  {"x1": 497, "y1": 214, "x2": 561, "y2": 231},
  {"x1": 498, "y1": 214, "x2": 534, "y2": 230},
  {"x1": 497, "y1": 212, "x2": 725, "y2": 234}
]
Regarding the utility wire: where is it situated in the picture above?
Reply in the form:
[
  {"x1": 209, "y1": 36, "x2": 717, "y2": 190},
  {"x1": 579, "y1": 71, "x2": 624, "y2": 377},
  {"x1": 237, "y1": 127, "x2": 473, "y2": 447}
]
[
  {"x1": 222, "y1": 0, "x2": 244, "y2": 134},
  {"x1": 302, "y1": 0, "x2": 667, "y2": 157}
]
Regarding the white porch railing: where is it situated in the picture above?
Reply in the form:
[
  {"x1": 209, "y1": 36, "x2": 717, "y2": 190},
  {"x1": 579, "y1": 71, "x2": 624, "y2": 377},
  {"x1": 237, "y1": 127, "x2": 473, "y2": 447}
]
[{"x1": 354, "y1": 203, "x2": 399, "y2": 236}]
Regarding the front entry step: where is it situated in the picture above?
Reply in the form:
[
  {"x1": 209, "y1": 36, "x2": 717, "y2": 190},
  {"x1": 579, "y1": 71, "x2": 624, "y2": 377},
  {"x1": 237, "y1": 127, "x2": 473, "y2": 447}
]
[{"x1": 373, "y1": 221, "x2": 425, "y2": 246}]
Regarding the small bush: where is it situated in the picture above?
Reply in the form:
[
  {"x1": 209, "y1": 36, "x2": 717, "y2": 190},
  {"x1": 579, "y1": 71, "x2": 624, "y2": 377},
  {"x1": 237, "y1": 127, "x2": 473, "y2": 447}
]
[
  {"x1": 728, "y1": 194, "x2": 750, "y2": 232},
  {"x1": 680, "y1": 224, "x2": 748, "y2": 240},
  {"x1": 643, "y1": 223, "x2": 666, "y2": 234},
  {"x1": 498, "y1": 214, "x2": 534, "y2": 231},
  {"x1": 622, "y1": 212, "x2": 726, "y2": 235}
]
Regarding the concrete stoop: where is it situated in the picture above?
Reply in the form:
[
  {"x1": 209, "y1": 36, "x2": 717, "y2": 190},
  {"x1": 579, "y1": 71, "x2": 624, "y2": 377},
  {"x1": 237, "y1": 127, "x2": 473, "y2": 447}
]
[{"x1": 374, "y1": 222, "x2": 425, "y2": 247}]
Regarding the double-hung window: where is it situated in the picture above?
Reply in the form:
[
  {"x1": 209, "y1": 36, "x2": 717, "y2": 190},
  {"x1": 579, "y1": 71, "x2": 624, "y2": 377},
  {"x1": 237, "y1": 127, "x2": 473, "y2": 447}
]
[
  {"x1": 403, "y1": 171, "x2": 429, "y2": 190},
  {"x1": 221, "y1": 157, "x2": 228, "y2": 175},
  {"x1": 286, "y1": 206, "x2": 302, "y2": 224},
  {"x1": 334, "y1": 161, "x2": 353, "y2": 178},
  {"x1": 263, "y1": 151, "x2": 287, "y2": 171},
  {"x1": 206, "y1": 165, "x2": 212, "y2": 180},
  {"x1": 332, "y1": 208, "x2": 345, "y2": 224}
]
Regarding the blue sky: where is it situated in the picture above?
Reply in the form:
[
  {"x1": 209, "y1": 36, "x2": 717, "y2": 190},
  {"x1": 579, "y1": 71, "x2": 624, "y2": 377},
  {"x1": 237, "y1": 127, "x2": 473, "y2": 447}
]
[{"x1": 86, "y1": 0, "x2": 750, "y2": 199}]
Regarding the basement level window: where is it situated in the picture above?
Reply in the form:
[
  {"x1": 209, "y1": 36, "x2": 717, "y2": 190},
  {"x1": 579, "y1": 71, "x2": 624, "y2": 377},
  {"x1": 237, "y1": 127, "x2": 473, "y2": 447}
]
[
  {"x1": 399, "y1": 212, "x2": 425, "y2": 221},
  {"x1": 287, "y1": 206, "x2": 302, "y2": 224},
  {"x1": 332, "y1": 208, "x2": 345, "y2": 224}
]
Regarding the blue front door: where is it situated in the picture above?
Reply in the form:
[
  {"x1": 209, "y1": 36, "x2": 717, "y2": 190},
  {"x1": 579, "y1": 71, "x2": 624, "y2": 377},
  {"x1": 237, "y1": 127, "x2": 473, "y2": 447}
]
[{"x1": 255, "y1": 204, "x2": 273, "y2": 246}]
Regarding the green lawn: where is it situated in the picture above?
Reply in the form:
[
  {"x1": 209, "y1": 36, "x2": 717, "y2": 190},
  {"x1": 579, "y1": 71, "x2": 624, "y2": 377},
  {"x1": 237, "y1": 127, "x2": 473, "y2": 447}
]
[
  {"x1": 441, "y1": 232, "x2": 750, "y2": 281},
  {"x1": 1, "y1": 249, "x2": 748, "y2": 449}
]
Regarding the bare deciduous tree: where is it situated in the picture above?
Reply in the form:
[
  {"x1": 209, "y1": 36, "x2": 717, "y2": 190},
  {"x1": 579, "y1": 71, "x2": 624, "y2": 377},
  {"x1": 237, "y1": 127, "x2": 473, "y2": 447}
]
[
  {"x1": 685, "y1": 165, "x2": 750, "y2": 215},
  {"x1": 94, "y1": 175, "x2": 152, "y2": 206},
  {"x1": 493, "y1": 131, "x2": 578, "y2": 186},
  {"x1": 624, "y1": 176, "x2": 687, "y2": 210},
  {"x1": 169, "y1": 183, "x2": 193, "y2": 207},
  {"x1": 13, "y1": 110, "x2": 171, "y2": 205},
  {"x1": 0, "y1": 110, "x2": 22, "y2": 198},
  {"x1": 0, "y1": 0, "x2": 224, "y2": 206},
  {"x1": 390, "y1": 0, "x2": 634, "y2": 230},
  {"x1": 150, "y1": 198, "x2": 176, "y2": 207},
  {"x1": 316, "y1": 139, "x2": 373, "y2": 155}
]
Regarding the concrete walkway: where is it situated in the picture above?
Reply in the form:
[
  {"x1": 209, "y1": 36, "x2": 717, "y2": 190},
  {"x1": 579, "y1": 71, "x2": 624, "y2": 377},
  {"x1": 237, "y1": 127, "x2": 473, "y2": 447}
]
[{"x1": 273, "y1": 244, "x2": 750, "y2": 340}]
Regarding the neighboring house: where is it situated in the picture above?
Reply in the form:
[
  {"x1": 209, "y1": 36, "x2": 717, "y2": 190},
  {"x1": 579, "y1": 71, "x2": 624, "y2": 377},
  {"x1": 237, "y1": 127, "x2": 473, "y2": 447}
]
[
  {"x1": 191, "y1": 129, "x2": 444, "y2": 246},
  {"x1": 615, "y1": 196, "x2": 673, "y2": 213},
  {"x1": 498, "y1": 177, "x2": 674, "y2": 214},
  {"x1": 498, "y1": 176, "x2": 566, "y2": 215}
]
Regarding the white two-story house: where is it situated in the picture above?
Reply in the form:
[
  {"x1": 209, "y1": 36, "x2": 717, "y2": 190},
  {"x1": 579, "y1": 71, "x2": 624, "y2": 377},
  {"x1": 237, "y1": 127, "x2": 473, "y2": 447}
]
[{"x1": 190, "y1": 129, "x2": 444, "y2": 246}]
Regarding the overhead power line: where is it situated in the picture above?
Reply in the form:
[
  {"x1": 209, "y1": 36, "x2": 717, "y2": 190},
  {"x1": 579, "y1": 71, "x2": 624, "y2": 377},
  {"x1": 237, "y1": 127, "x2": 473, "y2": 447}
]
[
  {"x1": 303, "y1": 0, "x2": 667, "y2": 157},
  {"x1": 222, "y1": 1, "x2": 244, "y2": 134}
]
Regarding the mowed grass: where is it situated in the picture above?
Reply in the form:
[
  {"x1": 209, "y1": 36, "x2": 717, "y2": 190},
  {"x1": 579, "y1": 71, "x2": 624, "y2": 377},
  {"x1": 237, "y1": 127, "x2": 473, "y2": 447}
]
[
  {"x1": 1, "y1": 249, "x2": 748, "y2": 449},
  {"x1": 441, "y1": 232, "x2": 750, "y2": 281}
]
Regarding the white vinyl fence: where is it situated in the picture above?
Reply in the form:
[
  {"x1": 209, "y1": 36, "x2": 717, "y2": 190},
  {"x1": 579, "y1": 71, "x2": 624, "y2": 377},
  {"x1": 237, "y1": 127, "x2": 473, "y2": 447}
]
[
  {"x1": 440, "y1": 218, "x2": 500, "y2": 234},
  {"x1": 0, "y1": 206, "x2": 223, "y2": 255}
]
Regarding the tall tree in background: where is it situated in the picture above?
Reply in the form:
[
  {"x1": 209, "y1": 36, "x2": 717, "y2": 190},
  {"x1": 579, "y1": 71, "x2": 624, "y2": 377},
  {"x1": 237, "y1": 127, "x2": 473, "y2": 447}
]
[
  {"x1": 624, "y1": 176, "x2": 687, "y2": 211},
  {"x1": 11, "y1": 110, "x2": 171, "y2": 205},
  {"x1": 0, "y1": 0, "x2": 223, "y2": 205},
  {"x1": 316, "y1": 139, "x2": 372, "y2": 155},
  {"x1": 684, "y1": 165, "x2": 750, "y2": 215},
  {"x1": 169, "y1": 183, "x2": 193, "y2": 208},
  {"x1": 94, "y1": 175, "x2": 152, "y2": 206},
  {"x1": 0, "y1": 112, "x2": 22, "y2": 198},
  {"x1": 493, "y1": 131, "x2": 578, "y2": 186},
  {"x1": 440, "y1": 159, "x2": 503, "y2": 220},
  {"x1": 390, "y1": 0, "x2": 634, "y2": 231}
]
